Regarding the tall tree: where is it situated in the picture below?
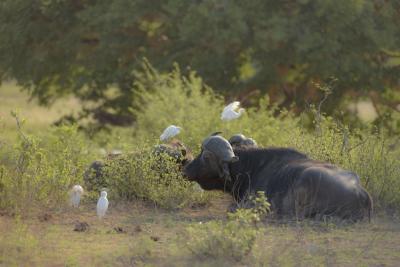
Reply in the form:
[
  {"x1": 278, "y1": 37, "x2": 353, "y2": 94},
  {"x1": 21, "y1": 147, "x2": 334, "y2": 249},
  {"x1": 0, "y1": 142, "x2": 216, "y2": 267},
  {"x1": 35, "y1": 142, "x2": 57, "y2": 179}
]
[{"x1": 1, "y1": 0, "x2": 399, "y2": 125}]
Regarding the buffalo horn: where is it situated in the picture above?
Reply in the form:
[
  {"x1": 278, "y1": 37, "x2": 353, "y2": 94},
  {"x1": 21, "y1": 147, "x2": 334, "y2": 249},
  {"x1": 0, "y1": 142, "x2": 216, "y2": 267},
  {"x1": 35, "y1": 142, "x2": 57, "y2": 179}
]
[
  {"x1": 202, "y1": 135, "x2": 238, "y2": 163},
  {"x1": 228, "y1": 134, "x2": 247, "y2": 145}
]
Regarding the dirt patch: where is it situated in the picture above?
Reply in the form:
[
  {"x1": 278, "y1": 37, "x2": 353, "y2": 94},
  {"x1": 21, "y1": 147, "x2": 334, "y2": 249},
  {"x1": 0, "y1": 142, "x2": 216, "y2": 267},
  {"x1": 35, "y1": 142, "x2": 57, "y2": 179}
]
[{"x1": 73, "y1": 221, "x2": 89, "y2": 232}]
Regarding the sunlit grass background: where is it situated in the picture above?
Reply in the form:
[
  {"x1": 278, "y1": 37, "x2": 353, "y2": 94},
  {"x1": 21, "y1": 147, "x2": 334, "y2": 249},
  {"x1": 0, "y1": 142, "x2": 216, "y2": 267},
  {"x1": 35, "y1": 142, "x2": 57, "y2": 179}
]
[{"x1": 0, "y1": 81, "x2": 80, "y2": 140}]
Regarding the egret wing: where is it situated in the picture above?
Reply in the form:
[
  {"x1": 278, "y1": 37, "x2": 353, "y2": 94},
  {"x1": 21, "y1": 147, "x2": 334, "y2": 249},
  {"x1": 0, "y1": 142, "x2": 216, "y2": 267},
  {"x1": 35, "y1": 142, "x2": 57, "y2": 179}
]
[
  {"x1": 223, "y1": 101, "x2": 240, "y2": 113},
  {"x1": 160, "y1": 125, "x2": 181, "y2": 141}
]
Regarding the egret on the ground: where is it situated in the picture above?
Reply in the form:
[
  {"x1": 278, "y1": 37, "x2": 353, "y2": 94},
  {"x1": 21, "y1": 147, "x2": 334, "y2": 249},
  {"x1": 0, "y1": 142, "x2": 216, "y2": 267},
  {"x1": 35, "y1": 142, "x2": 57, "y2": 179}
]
[
  {"x1": 160, "y1": 125, "x2": 182, "y2": 142},
  {"x1": 96, "y1": 191, "x2": 109, "y2": 219},
  {"x1": 221, "y1": 101, "x2": 245, "y2": 121},
  {"x1": 70, "y1": 185, "x2": 84, "y2": 208}
]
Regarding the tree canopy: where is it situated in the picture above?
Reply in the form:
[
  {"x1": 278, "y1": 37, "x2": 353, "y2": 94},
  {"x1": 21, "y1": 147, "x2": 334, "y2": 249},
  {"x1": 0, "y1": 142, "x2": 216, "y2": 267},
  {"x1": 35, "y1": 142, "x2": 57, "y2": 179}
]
[{"x1": 0, "y1": 0, "x2": 399, "y2": 126}]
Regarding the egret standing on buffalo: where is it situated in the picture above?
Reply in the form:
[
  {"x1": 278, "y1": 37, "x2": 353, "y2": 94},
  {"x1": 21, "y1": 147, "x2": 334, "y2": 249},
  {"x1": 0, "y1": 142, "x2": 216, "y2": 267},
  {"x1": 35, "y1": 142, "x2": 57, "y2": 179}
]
[
  {"x1": 96, "y1": 191, "x2": 109, "y2": 219},
  {"x1": 70, "y1": 185, "x2": 84, "y2": 208},
  {"x1": 221, "y1": 101, "x2": 245, "y2": 121},
  {"x1": 160, "y1": 125, "x2": 182, "y2": 142}
]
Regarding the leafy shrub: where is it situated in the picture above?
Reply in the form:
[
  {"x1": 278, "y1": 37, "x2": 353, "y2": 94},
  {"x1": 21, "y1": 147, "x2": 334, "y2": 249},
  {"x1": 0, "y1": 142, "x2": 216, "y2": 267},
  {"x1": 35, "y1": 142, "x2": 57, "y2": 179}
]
[
  {"x1": 131, "y1": 62, "x2": 298, "y2": 151},
  {"x1": 131, "y1": 62, "x2": 225, "y2": 151},
  {"x1": 98, "y1": 148, "x2": 211, "y2": 210},
  {"x1": 0, "y1": 114, "x2": 90, "y2": 214},
  {"x1": 185, "y1": 192, "x2": 270, "y2": 261}
]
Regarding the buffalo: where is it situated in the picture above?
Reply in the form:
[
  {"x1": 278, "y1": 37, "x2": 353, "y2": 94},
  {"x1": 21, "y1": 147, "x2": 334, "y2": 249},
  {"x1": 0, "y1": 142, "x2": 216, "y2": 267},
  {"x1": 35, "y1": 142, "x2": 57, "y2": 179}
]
[{"x1": 184, "y1": 135, "x2": 372, "y2": 221}]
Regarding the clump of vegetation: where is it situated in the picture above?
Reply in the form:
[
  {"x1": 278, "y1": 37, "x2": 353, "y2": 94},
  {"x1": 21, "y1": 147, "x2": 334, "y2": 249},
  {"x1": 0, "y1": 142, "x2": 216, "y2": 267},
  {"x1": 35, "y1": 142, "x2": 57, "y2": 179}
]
[
  {"x1": 99, "y1": 150, "x2": 211, "y2": 210},
  {"x1": 0, "y1": 113, "x2": 90, "y2": 214},
  {"x1": 185, "y1": 192, "x2": 270, "y2": 261},
  {"x1": 131, "y1": 62, "x2": 299, "y2": 152},
  {"x1": 131, "y1": 62, "x2": 225, "y2": 150}
]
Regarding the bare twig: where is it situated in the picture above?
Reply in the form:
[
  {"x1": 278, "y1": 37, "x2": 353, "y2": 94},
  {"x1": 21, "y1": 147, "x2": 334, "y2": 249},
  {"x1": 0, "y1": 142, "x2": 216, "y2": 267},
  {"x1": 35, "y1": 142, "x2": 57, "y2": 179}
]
[
  {"x1": 11, "y1": 111, "x2": 30, "y2": 144},
  {"x1": 347, "y1": 137, "x2": 371, "y2": 153},
  {"x1": 314, "y1": 79, "x2": 336, "y2": 136}
]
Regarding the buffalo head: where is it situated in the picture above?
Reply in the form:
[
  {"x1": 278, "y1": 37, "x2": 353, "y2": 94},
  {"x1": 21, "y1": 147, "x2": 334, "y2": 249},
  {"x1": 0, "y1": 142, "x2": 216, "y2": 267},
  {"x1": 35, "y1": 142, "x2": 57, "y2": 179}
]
[{"x1": 184, "y1": 135, "x2": 238, "y2": 190}]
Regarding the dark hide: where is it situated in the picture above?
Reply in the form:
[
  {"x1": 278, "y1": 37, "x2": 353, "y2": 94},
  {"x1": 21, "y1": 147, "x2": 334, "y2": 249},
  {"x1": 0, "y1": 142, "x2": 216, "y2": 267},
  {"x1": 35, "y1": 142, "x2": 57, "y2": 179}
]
[{"x1": 184, "y1": 147, "x2": 372, "y2": 221}]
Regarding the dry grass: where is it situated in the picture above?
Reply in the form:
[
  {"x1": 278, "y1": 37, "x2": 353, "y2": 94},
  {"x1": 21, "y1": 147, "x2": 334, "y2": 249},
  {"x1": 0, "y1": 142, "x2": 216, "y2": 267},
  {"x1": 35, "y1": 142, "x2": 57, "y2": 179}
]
[
  {"x1": 0, "y1": 195, "x2": 231, "y2": 267},
  {"x1": 1, "y1": 196, "x2": 400, "y2": 267},
  {"x1": 0, "y1": 81, "x2": 80, "y2": 140},
  {"x1": 254, "y1": 218, "x2": 400, "y2": 267}
]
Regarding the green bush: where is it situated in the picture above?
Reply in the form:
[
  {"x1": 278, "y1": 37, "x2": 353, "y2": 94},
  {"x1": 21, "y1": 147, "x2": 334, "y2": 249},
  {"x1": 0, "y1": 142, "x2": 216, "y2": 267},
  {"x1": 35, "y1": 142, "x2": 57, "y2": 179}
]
[
  {"x1": 98, "y1": 149, "x2": 211, "y2": 210},
  {"x1": 0, "y1": 110, "x2": 212, "y2": 212},
  {"x1": 185, "y1": 192, "x2": 270, "y2": 261},
  {"x1": 0, "y1": 115, "x2": 90, "y2": 214},
  {"x1": 131, "y1": 62, "x2": 225, "y2": 151},
  {"x1": 130, "y1": 61, "x2": 300, "y2": 155}
]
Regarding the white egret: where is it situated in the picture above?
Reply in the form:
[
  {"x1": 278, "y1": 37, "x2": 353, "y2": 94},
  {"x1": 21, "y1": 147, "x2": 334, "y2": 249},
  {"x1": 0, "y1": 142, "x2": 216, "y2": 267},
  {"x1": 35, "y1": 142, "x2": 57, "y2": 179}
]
[
  {"x1": 96, "y1": 191, "x2": 109, "y2": 219},
  {"x1": 221, "y1": 101, "x2": 245, "y2": 121},
  {"x1": 160, "y1": 125, "x2": 182, "y2": 142},
  {"x1": 70, "y1": 185, "x2": 84, "y2": 208}
]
